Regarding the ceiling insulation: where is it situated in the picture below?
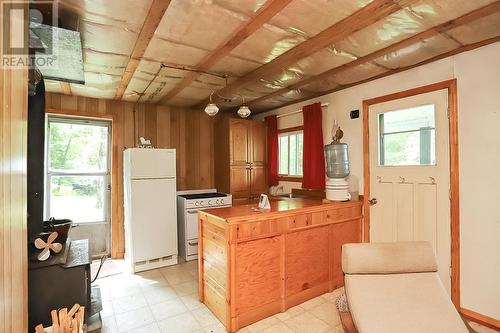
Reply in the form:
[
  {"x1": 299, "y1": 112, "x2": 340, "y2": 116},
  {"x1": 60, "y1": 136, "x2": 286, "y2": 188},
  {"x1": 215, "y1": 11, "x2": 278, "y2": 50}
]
[
  {"x1": 40, "y1": 0, "x2": 500, "y2": 113},
  {"x1": 446, "y1": 11, "x2": 500, "y2": 44},
  {"x1": 374, "y1": 34, "x2": 461, "y2": 69}
]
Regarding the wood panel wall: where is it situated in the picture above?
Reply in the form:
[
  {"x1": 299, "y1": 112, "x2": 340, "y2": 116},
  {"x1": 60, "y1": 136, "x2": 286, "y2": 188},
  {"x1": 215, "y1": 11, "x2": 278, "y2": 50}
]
[
  {"x1": 0, "y1": 3, "x2": 29, "y2": 332},
  {"x1": 45, "y1": 93, "x2": 214, "y2": 258}
]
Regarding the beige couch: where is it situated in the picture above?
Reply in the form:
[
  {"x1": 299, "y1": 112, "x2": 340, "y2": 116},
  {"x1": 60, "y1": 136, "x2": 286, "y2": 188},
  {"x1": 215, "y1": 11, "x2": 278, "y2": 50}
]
[{"x1": 342, "y1": 241, "x2": 469, "y2": 333}]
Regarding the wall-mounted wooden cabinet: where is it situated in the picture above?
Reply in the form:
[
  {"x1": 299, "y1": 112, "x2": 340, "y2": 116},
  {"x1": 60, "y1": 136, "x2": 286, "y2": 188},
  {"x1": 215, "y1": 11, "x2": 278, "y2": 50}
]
[{"x1": 215, "y1": 117, "x2": 268, "y2": 204}]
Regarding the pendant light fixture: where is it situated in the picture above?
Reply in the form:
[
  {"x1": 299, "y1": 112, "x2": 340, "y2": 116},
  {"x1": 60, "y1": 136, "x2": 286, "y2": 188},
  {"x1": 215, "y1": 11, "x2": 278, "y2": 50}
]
[
  {"x1": 205, "y1": 95, "x2": 251, "y2": 118},
  {"x1": 237, "y1": 105, "x2": 251, "y2": 118},
  {"x1": 204, "y1": 93, "x2": 219, "y2": 116},
  {"x1": 204, "y1": 78, "x2": 251, "y2": 118}
]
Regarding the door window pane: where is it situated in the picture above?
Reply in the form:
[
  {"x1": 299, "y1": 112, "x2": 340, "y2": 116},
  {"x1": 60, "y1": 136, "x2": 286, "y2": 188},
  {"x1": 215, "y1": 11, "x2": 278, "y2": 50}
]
[
  {"x1": 48, "y1": 121, "x2": 109, "y2": 172},
  {"x1": 49, "y1": 175, "x2": 106, "y2": 222},
  {"x1": 379, "y1": 104, "x2": 436, "y2": 166}
]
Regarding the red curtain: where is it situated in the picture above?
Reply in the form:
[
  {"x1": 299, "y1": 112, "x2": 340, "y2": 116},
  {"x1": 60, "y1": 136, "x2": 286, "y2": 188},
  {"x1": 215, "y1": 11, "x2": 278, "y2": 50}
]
[
  {"x1": 302, "y1": 102, "x2": 325, "y2": 190},
  {"x1": 265, "y1": 115, "x2": 279, "y2": 186}
]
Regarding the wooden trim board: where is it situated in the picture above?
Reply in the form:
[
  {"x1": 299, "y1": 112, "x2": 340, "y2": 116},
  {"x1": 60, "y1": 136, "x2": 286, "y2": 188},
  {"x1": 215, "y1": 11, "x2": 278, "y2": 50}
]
[
  {"x1": 0, "y1": 2, "x2": 29, "y2": 331},
  {"x1": 362, "y1": 79, "x2": 461, "y2": 308},
  {"x1": 460, "y1": 308, "x2": 500, "y2": 331},
  {"x1": 114, "y1": 0, "x2": 172, "y2": 99},
  {"x1": 277, "y1": 125, "x2": 303, "y2": 134},
  {"x1": 278, "y1": 176, "x2": 303, "y2": 182}
]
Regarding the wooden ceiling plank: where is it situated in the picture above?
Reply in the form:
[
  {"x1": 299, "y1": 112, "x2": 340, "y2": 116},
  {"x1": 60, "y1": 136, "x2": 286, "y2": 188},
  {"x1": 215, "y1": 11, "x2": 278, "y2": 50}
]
[
  {"x1": 248, "y1": 0, "x2": 500, "y2": 107},
  {"x1": 200, "y1": 0, "x2": 408, "y2": 106},
  {"x1": 253, "y1": 34, "x2": 500, "y2": 114},
  {"x1": 159, "y1": 0, "x2": 293, "y2": 104},
  {"x1": 114, "y1": 0, "x2": 172, "y2": 100}
]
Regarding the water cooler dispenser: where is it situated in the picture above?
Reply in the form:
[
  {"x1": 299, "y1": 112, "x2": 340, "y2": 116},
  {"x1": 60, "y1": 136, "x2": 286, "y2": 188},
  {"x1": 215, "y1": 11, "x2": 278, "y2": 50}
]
[{"x1": 324, "y1": 122, "x2": 351, "y2": 201}]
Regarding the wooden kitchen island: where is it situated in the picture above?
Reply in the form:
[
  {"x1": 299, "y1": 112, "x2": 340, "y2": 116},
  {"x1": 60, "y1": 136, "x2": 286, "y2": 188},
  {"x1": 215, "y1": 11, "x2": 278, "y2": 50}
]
[{"x1": 198, "y1": 198, "x2": 363, "y2": 332}]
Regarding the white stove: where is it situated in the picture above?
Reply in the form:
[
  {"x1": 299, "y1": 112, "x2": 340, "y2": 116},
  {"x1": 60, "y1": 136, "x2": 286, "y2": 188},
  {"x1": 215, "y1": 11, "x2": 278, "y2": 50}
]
[{"x1": 177, "y1": 189, "x2": 232, "y2": 261}]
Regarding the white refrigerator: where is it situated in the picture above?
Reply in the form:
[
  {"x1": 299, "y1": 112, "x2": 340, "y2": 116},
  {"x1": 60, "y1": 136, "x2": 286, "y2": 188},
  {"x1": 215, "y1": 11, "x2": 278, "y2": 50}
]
[{"x1": 123, "y1": 148, "x2": 178, "y2": 272}]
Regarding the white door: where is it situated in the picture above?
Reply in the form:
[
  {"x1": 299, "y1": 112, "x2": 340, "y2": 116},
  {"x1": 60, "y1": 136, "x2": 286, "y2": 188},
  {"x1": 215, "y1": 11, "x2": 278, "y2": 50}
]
[
  {"x1": 129, "y1": 178, "x2": 177, "y2": 261},
  {"x1": 368, "y1": 90, "x2": 451, "y2": 294},
  {"x1": 46, "y1": 116, "x2": 112, "y2": 257}
]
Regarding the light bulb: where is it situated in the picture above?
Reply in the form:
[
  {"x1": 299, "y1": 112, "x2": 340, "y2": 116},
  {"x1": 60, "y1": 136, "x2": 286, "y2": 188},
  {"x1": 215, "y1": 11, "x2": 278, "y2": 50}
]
[
  {"x1": 204, "y1": 103, "x2": 219, "y2": 116},
  {"x1": 237, "y1": 105, "x2": 251, "y2": 118}
]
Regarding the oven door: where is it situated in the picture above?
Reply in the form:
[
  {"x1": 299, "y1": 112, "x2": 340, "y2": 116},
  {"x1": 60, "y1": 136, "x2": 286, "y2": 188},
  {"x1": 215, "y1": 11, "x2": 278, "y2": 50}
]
[
  {"x1": 185, "y1": 205, "x2": 231, "y2": 240},
  {"x1": 185, "y1": 209, "x2": 199, "y2": 240}
]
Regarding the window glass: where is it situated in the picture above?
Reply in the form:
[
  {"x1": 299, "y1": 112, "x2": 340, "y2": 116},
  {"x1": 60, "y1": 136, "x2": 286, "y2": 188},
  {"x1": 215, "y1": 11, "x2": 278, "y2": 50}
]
[
  {"x1": 279, "y1": 131, "x2": 303, "y2": 176},
  {"x1": 49, "y1": 175, "x2": 106, "y2": 223},
  {"x1": 48, "y1": 120, "x2": 109, "y2": 172},
  {"x1": 289, "y1": 134, "x2": 297, "y2": 176},
  {"x1": 279, "y1": 135, "x2": 289, "y2": 174},
  {"x1": 379, "y1": 104, "x2": 436, "y2": 166}
]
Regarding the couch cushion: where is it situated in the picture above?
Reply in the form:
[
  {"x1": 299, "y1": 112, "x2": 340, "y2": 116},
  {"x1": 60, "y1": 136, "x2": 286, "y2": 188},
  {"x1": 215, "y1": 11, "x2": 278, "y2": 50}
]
[
  {"x1": 342, "y1": 241, "x2": 438, "y2": 274},
  {"x1": 345, "y1": 272, "x2": 468, "y2": 333}
]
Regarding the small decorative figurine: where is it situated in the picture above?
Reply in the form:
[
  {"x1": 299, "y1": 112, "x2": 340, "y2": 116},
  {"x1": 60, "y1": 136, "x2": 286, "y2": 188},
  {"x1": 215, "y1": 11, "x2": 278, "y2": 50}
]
[
  {"x1": 331, "y1": 120, "x2": 344, "y2": 143},
  {"x1": 34, "y1": 231, "x2": 62, "y2": 261}
]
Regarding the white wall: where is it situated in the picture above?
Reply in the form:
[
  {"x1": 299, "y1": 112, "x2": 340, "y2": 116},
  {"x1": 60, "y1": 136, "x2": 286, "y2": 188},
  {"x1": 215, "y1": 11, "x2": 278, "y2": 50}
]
[{"x1": 254, "y1": 42, "x2": 500, "y2": 319}]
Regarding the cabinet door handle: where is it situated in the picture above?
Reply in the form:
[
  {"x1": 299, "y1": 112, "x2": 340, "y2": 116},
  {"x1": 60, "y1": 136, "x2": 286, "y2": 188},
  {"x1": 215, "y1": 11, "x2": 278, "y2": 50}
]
[
  {"x1": 187, "y1": 210, "x2": 198, "y2": 214},
  {"x1": 188, "y1": 241, "x2": 198, "y2": 246}
]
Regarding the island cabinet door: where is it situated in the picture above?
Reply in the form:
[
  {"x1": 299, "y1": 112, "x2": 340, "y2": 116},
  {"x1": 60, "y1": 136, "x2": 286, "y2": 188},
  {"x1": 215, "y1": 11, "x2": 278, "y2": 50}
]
[
  {"x1": 285, "y1": 226, "x2": 330, "y2": 306},
  {"x1": 234, "y1": 236, "x2": 282, "y2": 321},
  {"x1": 331, "y1": 219, "x2": 362, "y2": 288}
]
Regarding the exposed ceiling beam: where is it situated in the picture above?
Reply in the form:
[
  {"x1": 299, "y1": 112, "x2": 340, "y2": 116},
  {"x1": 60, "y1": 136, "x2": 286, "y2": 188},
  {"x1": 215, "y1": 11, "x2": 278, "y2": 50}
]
[
  {"x1": 197, "y1": 0, "x2": 411, "y2": 107},
  {"x1": 114, "y1": 0, "x2": 172, "y2": 100},
  {"x1": 159, "y1": 0, "x2": 293, "y2": 104},
  {"x1": 60, "y1": 82, "x2": 72, "y2": 95},
  {"x1": 252, "y1": 34, "x2": 500, "y2": 114},
  {"x1": 248, "y1": 0, "x2": 500, "y2": 107}
]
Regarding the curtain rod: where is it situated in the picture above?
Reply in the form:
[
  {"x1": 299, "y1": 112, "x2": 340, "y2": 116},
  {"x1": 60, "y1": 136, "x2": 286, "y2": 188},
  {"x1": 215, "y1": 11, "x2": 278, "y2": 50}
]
[{"x1": 276, "y1": 102, "x2": 329, "y2": 119}]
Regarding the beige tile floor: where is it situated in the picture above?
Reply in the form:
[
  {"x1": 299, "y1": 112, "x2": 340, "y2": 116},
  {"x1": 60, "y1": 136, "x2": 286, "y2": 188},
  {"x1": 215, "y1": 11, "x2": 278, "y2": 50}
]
[
  {"x1": 96, "y1": 260, "x2": 344, "y2": 333},
  {"x1": 96, "y1": 260, "x2": 495, "y2": 333}
]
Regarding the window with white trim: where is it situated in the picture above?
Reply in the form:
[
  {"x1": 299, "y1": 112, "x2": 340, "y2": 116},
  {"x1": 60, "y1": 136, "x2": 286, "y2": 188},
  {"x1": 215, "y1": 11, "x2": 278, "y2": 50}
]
[
  {"x1": 45, "y1": 116, "x2": 111, "y2": 223},
  {"x1": 278, "y1": 130, "x2": 303, "y2": 177}
]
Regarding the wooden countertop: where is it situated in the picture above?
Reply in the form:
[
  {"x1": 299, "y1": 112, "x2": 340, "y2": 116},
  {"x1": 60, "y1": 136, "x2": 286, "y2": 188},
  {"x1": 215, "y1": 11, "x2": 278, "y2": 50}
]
[{"x1": 200, "y1": 198, "x2": 362, "y2": 223}]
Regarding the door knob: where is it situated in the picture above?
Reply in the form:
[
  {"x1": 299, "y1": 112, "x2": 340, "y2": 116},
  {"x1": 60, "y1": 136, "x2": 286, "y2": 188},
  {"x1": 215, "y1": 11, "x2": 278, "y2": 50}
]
[{"x1": 368, "y1": 198, "x2": 378, "y2": 205}]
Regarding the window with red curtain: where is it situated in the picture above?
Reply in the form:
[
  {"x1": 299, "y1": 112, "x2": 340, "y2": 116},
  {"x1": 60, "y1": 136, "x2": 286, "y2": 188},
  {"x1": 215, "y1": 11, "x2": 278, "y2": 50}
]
[
  {"x1": 264, "y1": 115, "x2": 279, "y2": 186},
  {"x1": 302, "y1": 102, "x2": 325, "y2": 190}
]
